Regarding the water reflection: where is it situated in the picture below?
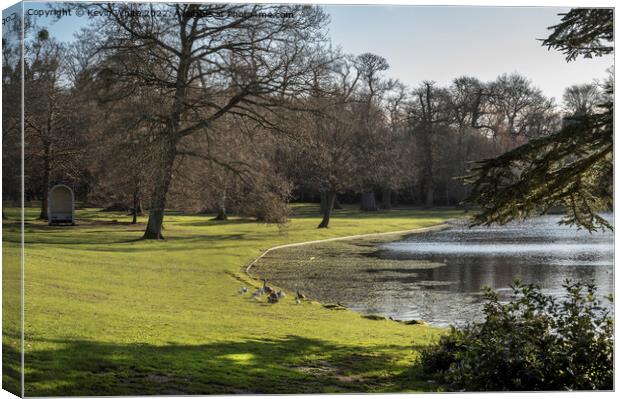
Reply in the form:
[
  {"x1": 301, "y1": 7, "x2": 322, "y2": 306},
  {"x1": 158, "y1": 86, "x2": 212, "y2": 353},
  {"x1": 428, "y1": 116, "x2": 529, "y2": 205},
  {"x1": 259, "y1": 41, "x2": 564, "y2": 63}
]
[
  {"x1": 372, "y1": 214, "x2": 614, "y2": 325},
  {"x1": 255, "y1": 215, "x2": 614, "y2": 328}
]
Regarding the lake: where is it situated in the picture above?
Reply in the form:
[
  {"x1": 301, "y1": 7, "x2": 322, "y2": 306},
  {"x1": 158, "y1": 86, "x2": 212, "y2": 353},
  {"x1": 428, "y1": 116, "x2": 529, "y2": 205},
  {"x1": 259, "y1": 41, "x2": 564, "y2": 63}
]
[{"x1": 254, "y1": 215, "x2": 614, "y2": 327}]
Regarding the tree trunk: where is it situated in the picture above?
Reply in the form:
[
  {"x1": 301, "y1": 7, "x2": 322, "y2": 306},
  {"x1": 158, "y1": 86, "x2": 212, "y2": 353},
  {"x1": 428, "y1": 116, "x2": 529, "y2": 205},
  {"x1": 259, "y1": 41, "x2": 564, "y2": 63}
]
[
  {"x1": 131, "y1": 191, "x2": 139, "y2": 225},
  {"x1": 319, "y1": 190, "x2": 327, "y2": 214},
  {"x1": 380, "y1": 187, "x2": 392, "y2": 210},
  {"x1": 360, "y1": 191, "x2": 378, "y2": 211},
  {"x1": 213, "y1": 190, "x2": 228, "y2": 221},
  {"x1": 322, "y1": 190, "x2": 342, "y2": 212},
  {"x1": 142, "y1": 136, "x2": 177, "y2": 239},
  {"x1": 142, "y1": 41, "x2": 192, "y2": 239},
  {"x1": 214, "y1": 206, "x2": 228, "y2": 221},
  {"x1": 421, "y1": 140, "x2": 434, "y2": 207},
  {"x1": 143, "y1": 208, "x2": 166, "y2": 239},
  {"x1": 39, "y1": 146, "x2": 51, "y2": 220},
  {"x1": 421, "y1": 134, "x2": 434, "y2": 207},
  {"x1": 318, "y1": 189, "x2": 336, "y2": 228},
  {"x1": 418, "y1": 82, "x2": 435, "y2": 209}
]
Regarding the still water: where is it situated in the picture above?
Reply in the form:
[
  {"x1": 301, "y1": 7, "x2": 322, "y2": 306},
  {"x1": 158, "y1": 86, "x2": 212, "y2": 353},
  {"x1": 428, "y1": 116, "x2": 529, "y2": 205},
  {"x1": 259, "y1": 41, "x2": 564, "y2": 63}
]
[
  {"x1": 256, "y1": 214, "x2": 614, "y2": 328},
  {"x1": 366, "y1": 215, "x2": 614, "y2": 326}
]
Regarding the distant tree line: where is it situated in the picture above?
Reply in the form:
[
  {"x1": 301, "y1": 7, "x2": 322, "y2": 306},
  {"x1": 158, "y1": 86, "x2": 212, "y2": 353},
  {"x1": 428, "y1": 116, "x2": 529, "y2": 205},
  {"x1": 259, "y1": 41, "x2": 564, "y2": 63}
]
[{"x1": 2, "y1": 4, "x2": 612, "y2": 234}]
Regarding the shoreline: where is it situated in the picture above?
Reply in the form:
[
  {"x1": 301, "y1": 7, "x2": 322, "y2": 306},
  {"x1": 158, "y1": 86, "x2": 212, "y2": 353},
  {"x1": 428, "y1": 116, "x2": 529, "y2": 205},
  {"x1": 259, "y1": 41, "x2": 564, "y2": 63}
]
[
  {"x1": 245, "y1": 221, "x2": 455, "y2": 279},
  {"x1": 244, "y1": 220, "x2": 460, "y2": 326}
]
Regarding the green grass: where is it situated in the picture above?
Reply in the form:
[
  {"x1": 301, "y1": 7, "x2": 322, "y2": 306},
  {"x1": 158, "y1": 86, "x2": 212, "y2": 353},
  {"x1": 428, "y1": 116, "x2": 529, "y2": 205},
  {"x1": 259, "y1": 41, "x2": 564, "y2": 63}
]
[{"x1": 3, "y1": 204, "x2": 462, "y2": 395}]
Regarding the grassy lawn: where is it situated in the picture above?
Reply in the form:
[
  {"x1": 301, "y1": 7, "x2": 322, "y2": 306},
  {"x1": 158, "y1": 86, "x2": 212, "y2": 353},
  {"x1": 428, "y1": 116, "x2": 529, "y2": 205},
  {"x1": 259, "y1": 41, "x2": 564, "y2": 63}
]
[{"x1": 3, "y1": 204, "x2": 462, "y2": 395}]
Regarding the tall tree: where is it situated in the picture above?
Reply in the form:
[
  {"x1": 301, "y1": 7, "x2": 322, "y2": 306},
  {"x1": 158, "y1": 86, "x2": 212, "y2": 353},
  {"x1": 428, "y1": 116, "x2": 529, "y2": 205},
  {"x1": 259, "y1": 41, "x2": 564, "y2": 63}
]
[
  {"x1": 24, "y1": 29, "x2": 87, "y2": 219},
  {"x1": 379, "y1": 81, "x2": 410, "y2": 209},
  {"x1": 562, "y1": 83, "x2": 602, "y2": 116},
  {"x1": 171, "y1": 113, "x2": 292, "y2": 224},
  {"x1": 283, "y1": 54, "x2": 361, "y2": 228},
  {"x1": 409, "y1": 81, "x2": 452, "y2": 207},
  {"x1": 2, "y1": 16, "x2": 22, "y2": 218},
  {"x1": 88, "y1": 3, "x2": 327, "y2": 239},
  {"x1": 486, "y1": 73, "x2": 557, "y2": 149},
  {"x1": 354, "y1": 53, "x2": 394, "y2": 211}
]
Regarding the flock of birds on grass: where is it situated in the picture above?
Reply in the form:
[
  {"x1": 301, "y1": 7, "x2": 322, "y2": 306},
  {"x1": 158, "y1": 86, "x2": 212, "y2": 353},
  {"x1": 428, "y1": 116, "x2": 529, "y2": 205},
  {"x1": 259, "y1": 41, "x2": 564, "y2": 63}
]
[{"x1": 238, "y1": 279, "x2": 307, "y2": 304}]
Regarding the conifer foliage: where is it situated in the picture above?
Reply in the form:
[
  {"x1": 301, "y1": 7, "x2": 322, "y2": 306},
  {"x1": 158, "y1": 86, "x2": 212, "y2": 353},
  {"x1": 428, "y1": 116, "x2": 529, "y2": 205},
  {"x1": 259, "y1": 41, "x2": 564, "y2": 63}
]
[{"x1": 462, "y1": 9, "x2": 613, "y2": 232}]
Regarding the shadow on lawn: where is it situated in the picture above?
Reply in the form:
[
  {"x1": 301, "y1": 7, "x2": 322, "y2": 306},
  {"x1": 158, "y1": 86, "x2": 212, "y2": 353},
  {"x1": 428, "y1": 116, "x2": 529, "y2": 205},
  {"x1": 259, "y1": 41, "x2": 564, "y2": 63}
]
[
  {"x1": 177, "y1": 217, "x2": 260, "y2": 227},
  {"x1": 2, "y1": 342, "x2": 22, "y2": 396},
  {"x1": 24, "y1": 335, "x2": 434, "y2": 396},
  {"x1": 290, "y1": 206, "x2": 461, "y2": 221},
  {"x1": 4, "y1": 220, "x2": 252, "y2": 250},
  {"x1": 83, "y1": 233, "x2": 252, "y2": 253}
]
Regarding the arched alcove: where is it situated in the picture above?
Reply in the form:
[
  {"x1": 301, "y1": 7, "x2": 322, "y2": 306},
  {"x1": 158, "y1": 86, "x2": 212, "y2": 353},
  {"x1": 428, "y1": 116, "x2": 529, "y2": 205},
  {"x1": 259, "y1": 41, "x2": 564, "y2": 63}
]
[{"x1": 48, "y1": 185, "x2": 75, "y2": 225}]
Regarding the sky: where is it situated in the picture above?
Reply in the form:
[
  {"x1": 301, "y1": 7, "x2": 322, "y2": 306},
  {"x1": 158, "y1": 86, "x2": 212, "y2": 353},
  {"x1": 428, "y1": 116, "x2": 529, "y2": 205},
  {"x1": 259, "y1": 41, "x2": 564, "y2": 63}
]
[
  {"x1": 325, "y1": 5, "x2": 613, "y2": 102},
  {"x1": 18, "y1": 2, "x2": 614, "y2": 103}
]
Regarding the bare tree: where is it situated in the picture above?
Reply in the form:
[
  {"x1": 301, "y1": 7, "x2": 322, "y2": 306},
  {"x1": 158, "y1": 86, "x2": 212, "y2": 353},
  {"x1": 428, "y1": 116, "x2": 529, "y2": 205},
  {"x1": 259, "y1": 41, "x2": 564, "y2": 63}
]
[
  {"x1": 24, "y1": 29, "x2": 88, "y2": 219},
  {"x1": 170, "y1": 113, "x2": 292, "y2": 224},
  {"x1": 408, "y1": 81, "x2": 452, "y2": 207},
  {"x1": 353, "y1": 53, "x2": 394, "y2": 211},
  {"x1": 485, "y1": 73, "x2": 556, "y2": 149},
  {"x1": 283, "y1": 54, "x2": 361, "y2": 228},
  {"x1": 379, "y1": 81, "x2": 410, "y2": 209},
  {"x1": 562, "y1": 83, "x2": 602, "y2": 116},
  {"x1": 2, "y1": 18, "x2": 23, "y2": 218},
  {"x1": 87, "y1": 2, "x2": 328, "y2": 238}
]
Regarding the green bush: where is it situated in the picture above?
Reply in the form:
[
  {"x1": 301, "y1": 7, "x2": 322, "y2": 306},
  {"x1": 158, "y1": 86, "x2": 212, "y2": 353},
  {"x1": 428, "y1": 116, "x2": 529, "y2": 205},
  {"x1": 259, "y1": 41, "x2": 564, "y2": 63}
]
[{"x1": 420, "y1": 280, "x2": 613, "y2": 391}]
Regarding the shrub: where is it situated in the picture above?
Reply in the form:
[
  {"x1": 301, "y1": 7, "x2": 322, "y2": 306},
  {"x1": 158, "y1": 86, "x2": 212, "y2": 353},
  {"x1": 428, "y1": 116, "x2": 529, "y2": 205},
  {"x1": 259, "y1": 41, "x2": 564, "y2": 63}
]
[{"x1": 420, "y1": 280, "x2": 613, "y2": 391}]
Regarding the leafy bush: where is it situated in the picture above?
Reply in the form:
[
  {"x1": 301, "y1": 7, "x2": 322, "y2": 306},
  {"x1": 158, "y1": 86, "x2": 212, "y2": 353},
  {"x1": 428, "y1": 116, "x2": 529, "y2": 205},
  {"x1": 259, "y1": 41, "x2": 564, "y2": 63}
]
[{"x1": 420, "y1": 280, "x2": 613, "y2": 391}]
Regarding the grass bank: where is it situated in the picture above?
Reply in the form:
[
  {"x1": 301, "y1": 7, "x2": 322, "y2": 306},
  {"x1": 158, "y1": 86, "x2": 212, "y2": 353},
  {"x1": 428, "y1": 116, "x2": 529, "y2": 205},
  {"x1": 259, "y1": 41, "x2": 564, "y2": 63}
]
[{"x1": 3, "y1": 204, "x2": 462, "y2": 395}]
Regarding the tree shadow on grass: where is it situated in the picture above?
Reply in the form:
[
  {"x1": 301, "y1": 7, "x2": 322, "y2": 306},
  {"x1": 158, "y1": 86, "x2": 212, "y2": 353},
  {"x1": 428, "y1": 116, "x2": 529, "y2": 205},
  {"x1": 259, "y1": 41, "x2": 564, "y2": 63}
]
[
  {"x1": 2, "y1": 342, "x2": 22, "y2": 396},
  {"x1": 290, "y1": 207, "x2": 461, "y2": 221},
  {"x1": 177, "y1": 218, "x2": 260, "y2": 227},
  {"x1": 6, "y1": 219, "x2": 251, "y2": 251},
  {"x1": 84, "y1": 234, "x2": 251, "y2": 253},
  {"x1": 2, "y1": 221, "x2": 144, "y2": 246},
  {"x1": 24, "y1": 335, "x2": 436, "y2": 396}
]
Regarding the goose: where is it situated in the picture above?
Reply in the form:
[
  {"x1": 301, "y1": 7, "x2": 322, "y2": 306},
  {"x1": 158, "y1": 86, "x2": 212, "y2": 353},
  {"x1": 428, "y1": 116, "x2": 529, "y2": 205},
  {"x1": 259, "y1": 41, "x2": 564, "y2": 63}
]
[
  {"x1": 296, "y1": 290, "x2": 307, "y2": 300},
  {"x1": 267, "y1": 291, "x2": 280, "y2": 304},
  {"x1": 262, "y1": 279, "x2": 275, "y2": 294},
  {"x1": 276, "y1": 290, "x2": 286, "y2": 299}
]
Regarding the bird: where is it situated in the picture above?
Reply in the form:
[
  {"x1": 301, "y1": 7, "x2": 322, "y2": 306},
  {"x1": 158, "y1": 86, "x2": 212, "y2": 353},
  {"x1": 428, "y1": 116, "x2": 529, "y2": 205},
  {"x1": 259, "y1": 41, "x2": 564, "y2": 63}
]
[
  {"x1": 238, "y1": 286, "x2": 248, "y2": 295},
  {"x1": 276, "y1": 290, "x2": 286, "y2": 299},
  {"x1": 296, "y1": 290, "x2": 307, "y2": 301},
  {"x1": 262, "y1": 279, "x2": 275, "y2": 294},
  {"x1": 267, "y1": 291, "x2": 280, "y2": 304}
]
